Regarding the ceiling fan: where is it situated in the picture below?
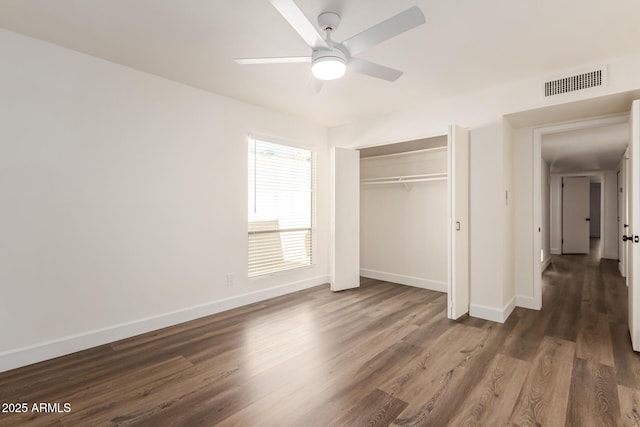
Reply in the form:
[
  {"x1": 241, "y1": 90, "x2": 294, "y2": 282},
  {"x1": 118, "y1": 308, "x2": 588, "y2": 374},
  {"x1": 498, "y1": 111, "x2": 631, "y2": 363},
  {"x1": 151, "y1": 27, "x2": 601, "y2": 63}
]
[{"x1": 234, "y1": 0, "x2": 426, "y2": 89}]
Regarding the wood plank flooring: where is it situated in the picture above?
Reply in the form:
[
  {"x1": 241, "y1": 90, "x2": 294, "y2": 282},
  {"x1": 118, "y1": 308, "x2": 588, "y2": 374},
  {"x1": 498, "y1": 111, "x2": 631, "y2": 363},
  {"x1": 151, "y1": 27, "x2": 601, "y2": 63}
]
[{"x1": 1, "y1": 240, "x2": 639, "y2": 426}]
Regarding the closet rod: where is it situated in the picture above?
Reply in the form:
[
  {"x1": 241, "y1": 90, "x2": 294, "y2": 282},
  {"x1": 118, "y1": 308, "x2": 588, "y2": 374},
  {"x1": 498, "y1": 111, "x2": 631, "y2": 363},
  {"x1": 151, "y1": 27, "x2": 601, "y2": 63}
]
[
  {"x1": 361, "y1": 176, "x2": 447, "y2": 185},
  {"x1": 360, "y1": 172, "x2": 447, "y2": 183}
]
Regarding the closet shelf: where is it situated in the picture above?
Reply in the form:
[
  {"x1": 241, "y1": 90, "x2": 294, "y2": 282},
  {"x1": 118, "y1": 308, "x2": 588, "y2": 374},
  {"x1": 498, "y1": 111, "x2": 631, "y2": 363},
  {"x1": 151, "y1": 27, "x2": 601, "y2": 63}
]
[
  {"x1": 361, "y1": 146, "x2": 447, "y2": 160},
  {"x1": 360, "y1": 173, "x2": 447, "y2": 185}
]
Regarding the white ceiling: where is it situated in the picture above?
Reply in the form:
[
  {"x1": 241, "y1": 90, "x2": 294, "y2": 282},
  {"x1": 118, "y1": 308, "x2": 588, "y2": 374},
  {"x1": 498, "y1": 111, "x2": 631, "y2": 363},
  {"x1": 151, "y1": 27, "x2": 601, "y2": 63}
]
[
  {"x1": 1, "y1": 0, "x2": 640, "y2": 127},
  {"x1": 542, "y1": 121, "x2": 628, "y2": 173}
]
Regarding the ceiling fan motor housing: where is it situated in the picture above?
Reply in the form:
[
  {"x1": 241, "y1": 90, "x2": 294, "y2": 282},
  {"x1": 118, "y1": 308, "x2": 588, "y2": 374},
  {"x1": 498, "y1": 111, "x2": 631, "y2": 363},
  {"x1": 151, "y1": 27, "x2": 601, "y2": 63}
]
[
  {"x1": 311, "y1": 46, "x2": 347, "y2": 80},
  {"x1": 312, "y1": 46, "x2": 346, "y2": 63}
]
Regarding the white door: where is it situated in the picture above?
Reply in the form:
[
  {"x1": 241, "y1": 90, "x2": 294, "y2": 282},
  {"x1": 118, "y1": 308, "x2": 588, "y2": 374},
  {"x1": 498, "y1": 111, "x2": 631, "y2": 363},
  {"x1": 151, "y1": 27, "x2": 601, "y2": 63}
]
[
  {"x1": 330, "y1": 147, "x2": 360, "y2": 291},
  {"x1": 562, "y1": 176, "x2": 590, "y2": 254},
  {"x1": 628, "y1": 100, "x2": 640, "y2": 351},
  {"x1": 448, "y1": 125, "x2": 470, "y2": 319}
]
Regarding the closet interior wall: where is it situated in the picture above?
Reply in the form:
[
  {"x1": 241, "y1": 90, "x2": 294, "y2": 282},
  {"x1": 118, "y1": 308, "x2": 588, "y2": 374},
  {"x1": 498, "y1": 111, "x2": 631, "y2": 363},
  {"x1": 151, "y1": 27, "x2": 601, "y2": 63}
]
[{"x1": 360, "y1": 137, "x2": 448, "y2": 292}]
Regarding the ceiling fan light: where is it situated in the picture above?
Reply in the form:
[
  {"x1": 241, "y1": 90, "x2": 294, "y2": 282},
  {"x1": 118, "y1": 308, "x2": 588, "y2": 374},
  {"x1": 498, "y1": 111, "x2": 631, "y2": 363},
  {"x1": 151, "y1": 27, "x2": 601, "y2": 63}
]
[
  {"x1": 311, "y1": 47, "x2": 347, "y2": 81},
  {"x1": 312, "y1": 57, "x2": 346, "y2": 80}
]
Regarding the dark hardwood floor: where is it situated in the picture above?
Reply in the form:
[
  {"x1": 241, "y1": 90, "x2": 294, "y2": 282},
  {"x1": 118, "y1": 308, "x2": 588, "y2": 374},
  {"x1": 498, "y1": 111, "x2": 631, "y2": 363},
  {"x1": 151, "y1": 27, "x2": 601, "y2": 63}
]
[{"x1": 1, "y1": 240, "x2": 640, "y2": 426}]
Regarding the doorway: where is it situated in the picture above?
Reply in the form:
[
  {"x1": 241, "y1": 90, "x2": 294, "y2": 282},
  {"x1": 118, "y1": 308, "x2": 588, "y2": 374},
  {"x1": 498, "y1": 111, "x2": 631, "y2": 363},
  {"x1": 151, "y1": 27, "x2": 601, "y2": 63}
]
[{"x1": 533, "y1": 115, "x2": 629, "y2": 310}]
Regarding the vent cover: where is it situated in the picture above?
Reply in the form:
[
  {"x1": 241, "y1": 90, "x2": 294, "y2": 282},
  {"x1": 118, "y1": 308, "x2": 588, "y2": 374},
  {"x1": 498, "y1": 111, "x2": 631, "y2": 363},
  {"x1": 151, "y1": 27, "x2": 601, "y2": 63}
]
[{"x1": 543, "y1": 66, "x2": 606, "y2": 97}]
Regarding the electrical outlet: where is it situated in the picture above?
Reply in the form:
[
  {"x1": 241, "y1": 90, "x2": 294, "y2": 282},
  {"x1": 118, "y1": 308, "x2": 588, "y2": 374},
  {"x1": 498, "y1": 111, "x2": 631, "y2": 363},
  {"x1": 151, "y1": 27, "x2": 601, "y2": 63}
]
[{"x1": 226, "y1": 273, "x2": 234, "y2": 286}]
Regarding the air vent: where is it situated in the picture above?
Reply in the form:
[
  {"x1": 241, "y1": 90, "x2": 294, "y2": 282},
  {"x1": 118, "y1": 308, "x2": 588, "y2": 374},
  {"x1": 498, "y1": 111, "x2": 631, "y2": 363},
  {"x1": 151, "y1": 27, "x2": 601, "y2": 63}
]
[{"x1": 543, "y1": 66, "x2": 607, "y2": 97}]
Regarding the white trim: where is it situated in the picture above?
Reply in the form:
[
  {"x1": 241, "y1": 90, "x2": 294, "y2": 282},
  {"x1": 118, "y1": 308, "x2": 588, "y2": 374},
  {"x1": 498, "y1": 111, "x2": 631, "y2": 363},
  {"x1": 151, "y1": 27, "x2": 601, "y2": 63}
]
[
  {"x1": 360, "y1": 269, "x2": 447, "y2": 293},
  {"x1": 602, "y1": 251, "x2": 619, "y2": 260},
  {"x1": 469, "y1": 297, "x2": 516, "y2": 323},
  {"x1": 516, "y1": 295, "x2": 540, "y2": 310},
  {"x1": 0, "y1": 275, "x2": 329, "y2": 373},
  {"x1": 542, "y1": 256, "x2": 552, "y2": 272},
  {"x1": 551, "y1": 248, "x2": 562, "y2": 255},
  {"x1": 533, "y1": 127, "x2": 543, "y2": 311}
]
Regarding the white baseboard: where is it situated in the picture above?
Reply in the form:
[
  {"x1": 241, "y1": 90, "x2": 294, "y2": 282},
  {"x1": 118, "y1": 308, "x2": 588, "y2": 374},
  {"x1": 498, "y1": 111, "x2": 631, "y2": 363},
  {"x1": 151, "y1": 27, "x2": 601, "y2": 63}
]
[
  {"x1": 516, "y1": 295, "x2": 541, "y2": 310},
  {"x1": 360, "y1": 269, "x2": 447, "y2": 293},
  {"x1": 602, "y1": 251, "x2": 618, "y2": 260},
  {"x1": 542, "y1": 256, "x2": 552, "y2": 272},
  {"x1": 0, "y1": 275, "x2": 329, "y2": 373},
  {"x1": 470, "y1": 296, "x2": 516, "y2": 323},
  {"x1": 551, "y1": 248, "x2": 561, "y2": 255},
  {"x1": 619, "y1": 262, "x2": 627, "y2": 278}
]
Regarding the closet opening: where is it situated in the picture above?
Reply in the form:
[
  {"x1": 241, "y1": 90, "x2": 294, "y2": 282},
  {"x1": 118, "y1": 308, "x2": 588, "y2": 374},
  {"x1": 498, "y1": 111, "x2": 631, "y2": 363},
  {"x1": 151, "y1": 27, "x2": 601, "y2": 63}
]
[
  {"x1": 331, "y1": 125, "x2": 469, "y2": 319},
  {"x1": 359, "y1": 135, "x2": 448, "y2": 301}
]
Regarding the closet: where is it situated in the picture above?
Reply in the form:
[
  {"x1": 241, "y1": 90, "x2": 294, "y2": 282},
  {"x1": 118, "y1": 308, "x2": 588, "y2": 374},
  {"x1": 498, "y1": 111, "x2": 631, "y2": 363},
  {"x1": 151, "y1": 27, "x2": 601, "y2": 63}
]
[
  {"x1": 330, "y1": 125, "x2": 469, "y2": 319},
  {"x1": 359, "y1": 135, "x2": 448, "y2": 293}
]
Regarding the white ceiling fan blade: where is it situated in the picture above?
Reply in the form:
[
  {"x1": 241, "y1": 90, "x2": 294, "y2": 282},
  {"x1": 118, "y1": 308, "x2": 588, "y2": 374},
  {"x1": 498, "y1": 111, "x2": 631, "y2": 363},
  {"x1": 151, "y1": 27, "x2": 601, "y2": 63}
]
[
  {"x1": 342, "y1": 6, "x2": 425, "y2": 56},
  {"x1": 349, "y1": 58, "x2": 403, "y2": 81},
  {"x1": 269, "y1": 0, "x2": 328, "y2": 48},
  {"x1": 234, "y1": 56, "x2": 311, "y2": 65},
  {"x1": 308, "y1": 77, "x2": 324, "y2": 94}
]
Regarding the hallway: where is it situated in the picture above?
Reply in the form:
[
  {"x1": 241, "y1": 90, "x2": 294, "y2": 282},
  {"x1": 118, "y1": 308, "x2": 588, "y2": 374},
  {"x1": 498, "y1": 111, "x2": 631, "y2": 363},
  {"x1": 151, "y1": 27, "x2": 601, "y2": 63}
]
[{"x1": 531, "y1": 237, "x2": 639, "y2": 425}]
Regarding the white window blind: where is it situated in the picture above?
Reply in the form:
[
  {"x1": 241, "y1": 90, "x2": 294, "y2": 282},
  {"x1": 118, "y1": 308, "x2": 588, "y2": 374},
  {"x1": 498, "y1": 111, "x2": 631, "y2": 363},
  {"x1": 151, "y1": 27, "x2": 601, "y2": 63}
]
[{"x1": 248, "y1": 137, "x2": 313, "y2": 277}]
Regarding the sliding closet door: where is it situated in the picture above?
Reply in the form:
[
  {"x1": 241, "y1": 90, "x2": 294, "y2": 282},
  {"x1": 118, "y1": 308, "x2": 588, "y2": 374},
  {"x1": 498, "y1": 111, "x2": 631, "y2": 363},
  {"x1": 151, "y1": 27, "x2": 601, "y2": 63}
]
[
  {"x1": 331, "y1": 147, "x2": 360, "y2": 291},
  {"x1": 448, "y1": 125, "x2": 470, "y2": 319}
]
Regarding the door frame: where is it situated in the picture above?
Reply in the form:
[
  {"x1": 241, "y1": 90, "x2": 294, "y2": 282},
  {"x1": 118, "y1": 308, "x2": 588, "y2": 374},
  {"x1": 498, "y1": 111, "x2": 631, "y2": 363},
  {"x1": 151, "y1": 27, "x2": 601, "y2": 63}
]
[
  {"x1": 532, "y1": 114, "x2": 628, "y2": 309},
  {"x1": 330, "y1": 127, "x2": 469, "y2": 318},
  {"x1": 619, "y1": 150, "x2": 629, "y2": 279}
]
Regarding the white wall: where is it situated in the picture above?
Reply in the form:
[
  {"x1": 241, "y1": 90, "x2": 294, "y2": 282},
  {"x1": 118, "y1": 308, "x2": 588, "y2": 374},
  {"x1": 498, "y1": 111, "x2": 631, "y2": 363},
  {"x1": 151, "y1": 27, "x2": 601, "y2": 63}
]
[
  {"x1": 513, "y1": 127, "x2": 535, "y2": 306},
  {"x1": 468, "y1": 123, "x2": 514, "y2": 321},
  {"x1": 603, "y1": 170, "x2": 619, "y2": 259},
  {"x1": 550, "y1": 175, "x2": 563, "y2": 254},
  {"x1": 0, "y1": 29, "x2": 330, "y2": 372},
  {"x1": 330, "y1": 53, "x2": 640, "y2": 149},
  {"x1": 542, "y1": 160, "x2": 551, "y2": 267},
  {"x1": 502, "y1": 119, "x2": 515, "y2": 308},
  {"x1": 360, "y1": 150, "x2": 447, "y2": 291},
  {"x1": 469, "y1": 125, "x2": 501, "y2": 309}
]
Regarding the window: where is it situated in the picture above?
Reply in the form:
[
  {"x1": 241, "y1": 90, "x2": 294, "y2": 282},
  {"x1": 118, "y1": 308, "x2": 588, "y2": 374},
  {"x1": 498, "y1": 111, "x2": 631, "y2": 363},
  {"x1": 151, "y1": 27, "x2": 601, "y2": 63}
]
[{"x1": 248, "y1": 137, "x2": 313, "y2": 277}]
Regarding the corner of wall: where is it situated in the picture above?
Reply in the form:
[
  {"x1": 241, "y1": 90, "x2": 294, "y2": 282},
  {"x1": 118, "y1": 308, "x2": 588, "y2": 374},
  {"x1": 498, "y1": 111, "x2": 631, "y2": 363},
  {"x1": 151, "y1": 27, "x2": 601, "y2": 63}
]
[
  {"x1": 469, "y1": 295, "x2": 516, "y2": 323},
  {"x1": 515, "y1": 295, "x2": 540, "y2": 310}
]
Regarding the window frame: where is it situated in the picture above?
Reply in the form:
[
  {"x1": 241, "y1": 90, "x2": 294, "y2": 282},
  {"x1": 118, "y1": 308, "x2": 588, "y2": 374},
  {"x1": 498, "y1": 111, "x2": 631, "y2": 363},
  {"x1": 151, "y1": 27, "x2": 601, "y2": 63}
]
[{"x1": 247, "y1": 134, "x2": 316, "y2": 278}]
